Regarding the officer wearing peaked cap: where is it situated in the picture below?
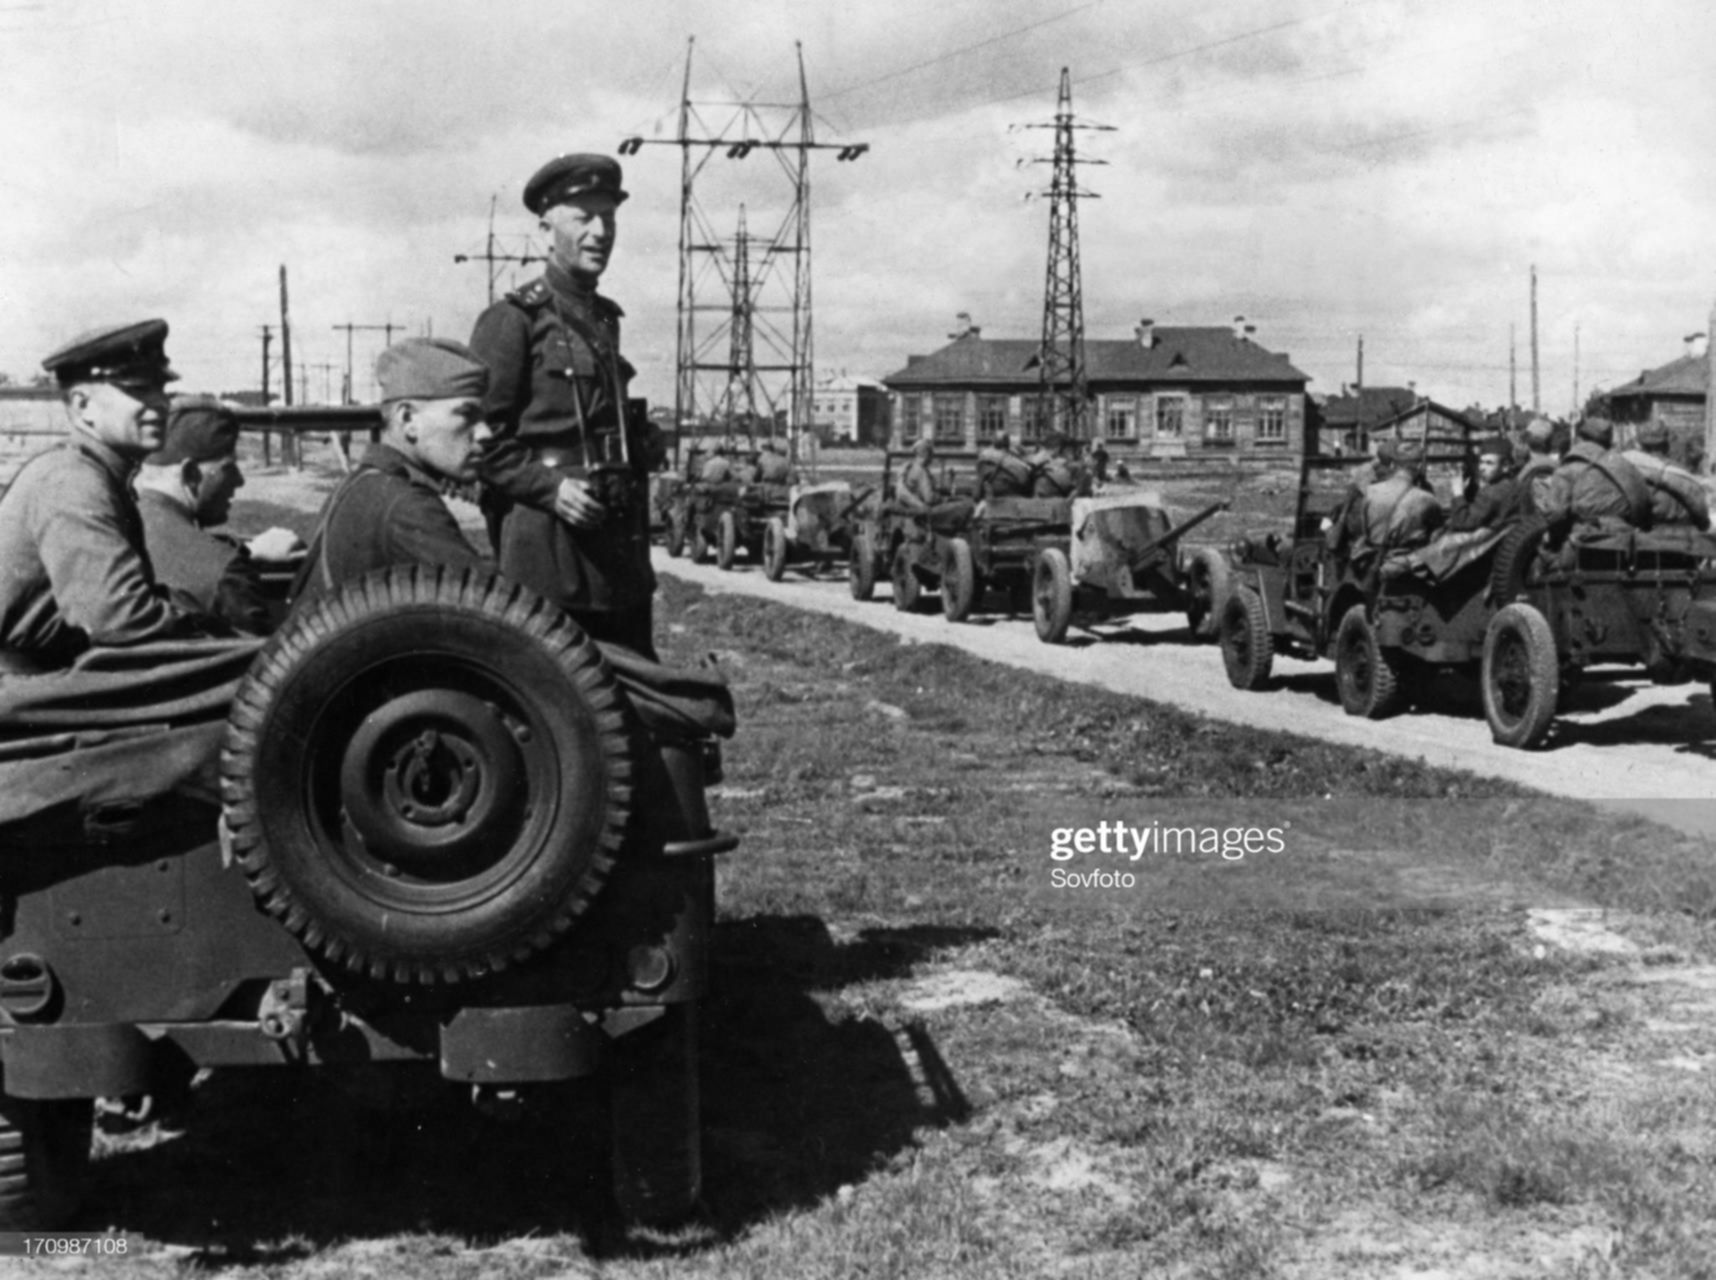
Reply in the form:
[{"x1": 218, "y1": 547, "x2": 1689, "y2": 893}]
[
  {"x1": 291, "y1": 338, "x2": 494, "y2": 610},
  {"x1": 0, "y1": 320, "x2": 222, "y2": 670},
  {"x1": 468, "y1": 151, "x2": 660, "y2": 656}
]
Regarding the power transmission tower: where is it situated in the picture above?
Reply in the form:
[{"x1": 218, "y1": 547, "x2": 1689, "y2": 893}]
[
  {"x1": 1022, "y1": 67, "x2": 1111, "y2": 440},
  {"x1": 722, "y1": 206, "x2": 759, "y2": 433},
  {"x1": 621, "y1": 37, "x2": 868, "y2": 462},
  {"x1": 454, "y1": 195, "x2": 545, "y2": 305}
]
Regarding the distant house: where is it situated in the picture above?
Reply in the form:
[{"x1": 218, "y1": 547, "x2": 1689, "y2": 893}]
[
  {"x1": 1368, "y1": 399, "x2": 1480, "y2": 453},
  {"x1": 1316, "y1": 385, "x2": 1418, "y2": 455},
  {"x1": 810, "y1": 373, "x2": 891, "y2": 446},
  {"x1": 882, "y1": 317, "x2": 1313, "y2": 459},
  {"x1": 1605, "y1": 336, "x2": 1709, "y2": 459}
]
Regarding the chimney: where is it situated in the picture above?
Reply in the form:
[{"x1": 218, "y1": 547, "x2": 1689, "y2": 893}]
[
  {"x1": 1232, "y1": 314, "x2": 1246, "y2": 340},
  {"x1": 1686, "y1": 331, "x2": 1708, "y2": 359},
  {"x1": 1243, "y1": 323, "x2": 1257, "y2": 342},
  {"x1": 1135, "y1": 317, "x2": 1156, "y2": 349},
  {"x1": 950, "y1": 312, "x2": 980, "y2": 339}
]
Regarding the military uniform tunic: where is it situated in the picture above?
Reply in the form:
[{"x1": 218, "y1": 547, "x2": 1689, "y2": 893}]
[
  {"x1": 0, "y1": 435, "x2": 203, "y2": 666},
  {"x1": 1541, "y1": 441, "x2": 1651, "y2": 527},
  {"x1": 468, "y1": 260, "x2": 655, "y2": 653},
  {"x1": 291, "y1": 443, "x2": 486, "y2": 611},
  {"x1": 137, "y1": 489, "x2": 273, "y2": 636}
]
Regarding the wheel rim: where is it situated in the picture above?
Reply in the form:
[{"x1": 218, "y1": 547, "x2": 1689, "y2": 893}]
[
  {"x1": 301, "y1": 654, "x2": 573, "y2": 915},
  {"x1": 1492, "y1": 628, "x2": 1534, "y2": 725}
]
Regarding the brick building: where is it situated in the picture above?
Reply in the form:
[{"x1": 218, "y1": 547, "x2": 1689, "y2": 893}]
[{"x1": 882, "y1": 317, "x2": 1312, "y2": 459}]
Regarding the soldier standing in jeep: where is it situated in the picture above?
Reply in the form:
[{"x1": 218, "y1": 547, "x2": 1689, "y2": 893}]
[{"x1": 468, "y1": 152, "x2": 658, "y2": 656}]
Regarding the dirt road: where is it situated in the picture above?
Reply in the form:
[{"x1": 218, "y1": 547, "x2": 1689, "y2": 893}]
[{"x1": 656, "y1": 551, "x2": 1716, "y2": 834}]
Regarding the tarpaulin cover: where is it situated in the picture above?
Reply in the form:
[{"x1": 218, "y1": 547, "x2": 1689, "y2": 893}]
[
  {"x1": 1382, "y1": 526, "x2": 1509, "y2": 584},
  {"x1": 596, "y1": 642, "x2": 737, "y2": 740},
  {"x1": 1070, "y1": 493, "x2": 1174, "y2": 584},
  {"x1": 0, "y1": 638, "x2": 265, "y2": 832},
  {"x1": 787, "y1": 481, "x2": 851, "y2": 544}
]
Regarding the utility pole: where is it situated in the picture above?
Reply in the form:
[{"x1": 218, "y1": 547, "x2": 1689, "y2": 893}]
[
  {"x1": 258, "y1": 325, "x2": 274, "y2": 465},
  {"x1": 1356, "y1": 335, "x2": 1364, "y2": 390},
  {"x1": 279, "y1": 265, "x2": 298, "y2": 469},
  {"x1": 1572, "y1": 323, "x2": 1580, "y2": 415},
  {"x1": 332, "y1": 322, "x2": 402, "y2": 403},
  {"x1": 454, "y1": 195, "x2": 544, "y2": 306},
  {"x1": 1509, "y1": 323, "x2": 1517, "y2": 410},
  {"x1": 623, "y1": 37, "x2": 868, "y2": 465},
  {"x1": 1530, "y1": 264, "x2": 1540, "y2": 413},
  {"x1": 1023, "y1": 67, "x2": 1112, "y2": 441},
  {"x1": 1704, "y1": 301, "x2": 1716, "y2": 475}
]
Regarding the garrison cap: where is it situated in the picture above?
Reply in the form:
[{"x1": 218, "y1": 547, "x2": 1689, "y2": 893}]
[
  {"x1": 1373, "y1": 437, "x2": 1398, "y2": 463},
  {"x1": 1476, "y1": 435, "x2": 1511, "y2": 458},
  {"x1": 375, "y1": 337, "x2": 490, "y2": 402},
  {"x1": 1637, "y1": 420, "x2": 1671, "y2": 450},
  {"x1": 524, "y1": 153, "x2": 629, "y2": 215},
  {"x1": 1395, "y1": 440, "x2": 1426, "y2": 471},
  {"x1": 1576, "y1": 414, "x2": 1614, "y2": 447},
  {"x1": 911, "y1": 437, "x2": 934, "y2": 456},
  {"x1": 43, "y1": 318, "x2": 179, "y2": 387},
  {"x1": 151, "y1": 395, "x2": 239, "y2": 465},
  {"x1": 1523, "y1": 416, "x2": 1556, "y2": 448}
]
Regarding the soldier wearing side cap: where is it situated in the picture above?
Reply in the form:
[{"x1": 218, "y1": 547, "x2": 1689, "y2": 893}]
[
  {"x1": 467, "y1": 152, "x2": 658, "y2": 656},
  {"x1": 1513, "y1": 415, "x2": 1560, "y2": 515},
  {"x1": 1359, "y1": 441, "x2": 1443, "y2": 552},
  {"x1": 291, "y1": 338, "x2": 493, "y2": 610},
  {"x1": 133, "y1": 395, "x2": 283, "y2": 636},
  {"x1": 1620, "y1": 420, "x2": 1710, "y2": 530},
  {"x1": 0, "y1": 320, "x2": 218, "y2": 670},
  {"x1": 1445, "y1": 436, "x2": 1523, "y2": 533},
  {"x1": 1540, "y1": 416, "x2": 1651, "y2": 529},
  {"x1": 894, "y1": 438, "x2": 939, "y2": 512}
]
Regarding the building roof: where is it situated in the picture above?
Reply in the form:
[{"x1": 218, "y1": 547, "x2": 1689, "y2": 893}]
[
  {"x1": 816, "y1": 374, "x2": 887, "y2": 392},
  {"x1": 1319, "y1": 385, "x2": 1418, "y2": 430},
  {"x1": 884, "y1": 329, "x2": 1308, "y2": 389},
  {"x1": 1609, "y1": 352, "x2": 1709, "y2": 400},
  {"x1": 1369, "y1": 399, "x2": 1480, "y2": 438}
]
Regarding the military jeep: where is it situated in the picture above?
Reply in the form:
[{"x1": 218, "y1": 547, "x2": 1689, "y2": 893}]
[
  {"x1": 0, "y1": 566, "x2": 736, "y2": 1231},
  {"x1": 1218, "y1": 455, "x2": 1379, "y2": 694},
  {"x1": 1472, "y1": 518, "x2": 1716, "y2": 747}
]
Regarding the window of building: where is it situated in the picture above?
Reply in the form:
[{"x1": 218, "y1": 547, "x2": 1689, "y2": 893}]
[
  {"x1": 900, "y1": 394, "x2": 921, "y2": 441},
  {"x1": 1105, "y1": 395, "x2": 1138, "y2": 440},
  {"x1": 976, "y1": 395, "x2": 1008, "y2": 441},
  {"x1": 1020, "y1": 396, "x2": 1048, "y2": 442},
  {"x1": 1205, "y1": 397, "x2": 1234, "y2": 445},
  {"x1": 1154, "y1": 393, "x2": 1186, "y2": 438},
  {"x1": 932, "y1": 393, "x2": 965, "y2": 442},
  {"x1": 1258, "y1": 396, "x2": 1288, "y2": 444}
]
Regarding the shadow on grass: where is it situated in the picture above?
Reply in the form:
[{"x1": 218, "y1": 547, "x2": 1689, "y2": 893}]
[{"x1": 85, "y1": 915, "x2": 992, "y2": 1266}]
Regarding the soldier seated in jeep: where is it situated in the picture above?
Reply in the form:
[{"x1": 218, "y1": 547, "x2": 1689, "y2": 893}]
[
  {"x1": 1540, "y1": 416, "x2": 1651, "y2": 531},
  {"x1": 291, "y1": 338, "x2": 493, "y2": 609},
  {"x1": 1621, "y1": 421, "x2": 1710, "y2": 530}
]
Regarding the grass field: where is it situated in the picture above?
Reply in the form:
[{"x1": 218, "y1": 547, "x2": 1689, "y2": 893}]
[{"x1": 73, "y1": 571, "x2": 1716, "y2": 1279}]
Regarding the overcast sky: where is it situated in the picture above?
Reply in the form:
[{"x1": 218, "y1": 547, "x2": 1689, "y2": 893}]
[{"x1": 1, "y1": 0, "x2": 1712, "y2": 413}]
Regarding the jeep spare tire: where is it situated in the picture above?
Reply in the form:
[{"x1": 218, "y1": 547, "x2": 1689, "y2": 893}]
[{"x1": 221, "y1": 567, "x2": 634, "y2": 983}]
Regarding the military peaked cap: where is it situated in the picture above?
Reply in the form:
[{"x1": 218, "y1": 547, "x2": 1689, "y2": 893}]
[
  {"x1": 151, "y1": 395, "x2": 240, "y2": 465},
  {"x1": 43, "y1": 318, "x2": 179, "y2": 387},
  {"x1": 375, "y1": 338, "x2": 490, "y2": 402},
  {"x1": 524, "y1": 153, "x2": 629, "y2": 215}
]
